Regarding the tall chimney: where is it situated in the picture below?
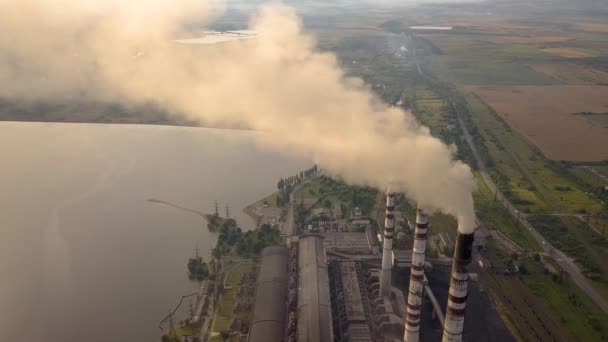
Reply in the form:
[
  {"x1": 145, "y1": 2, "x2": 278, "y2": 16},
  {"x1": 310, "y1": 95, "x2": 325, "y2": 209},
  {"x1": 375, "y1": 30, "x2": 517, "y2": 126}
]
[
  {"x1": 380, "y1": 191, "x2": 395, "y2": 297},
  {"x1": 442, "y1": 232, "x2": 474, "y2": 342},
  {"x1": 404, "y1": 208, "x2": 429, "y2": 342}
]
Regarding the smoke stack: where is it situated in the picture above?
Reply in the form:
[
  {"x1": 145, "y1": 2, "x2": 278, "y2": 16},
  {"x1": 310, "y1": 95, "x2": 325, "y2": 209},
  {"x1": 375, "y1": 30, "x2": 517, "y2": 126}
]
[
  {"x1": 380, "y1": 191, "x2": 395, "y2": 297},
  {"x1": 442, "y1": 232, "x2": 474, "y2": 342},
  {"x1": 404, "y1": 208, "x2": 428, "y2": 342}
]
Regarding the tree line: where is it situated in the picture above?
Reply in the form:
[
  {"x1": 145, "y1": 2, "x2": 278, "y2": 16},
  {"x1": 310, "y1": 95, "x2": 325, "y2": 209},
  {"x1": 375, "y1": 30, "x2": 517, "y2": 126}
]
[{"x1": 276, "y1": 164, "x2": 318, "y2": 206}]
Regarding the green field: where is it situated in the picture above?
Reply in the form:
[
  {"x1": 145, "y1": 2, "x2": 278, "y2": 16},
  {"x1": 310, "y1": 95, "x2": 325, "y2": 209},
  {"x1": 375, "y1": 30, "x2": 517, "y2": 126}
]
[
  {"x1": 482, "y1": 243, "x2": 608, "y2": 341},
  {"x1": 212, "y1": 261, "x2": 254, "y2": 335},
  {"x1": 412, "y1": 85, "x2": 456, "y2": 142},
  {"x1": 571, "y1": 167, "x2": 607, "y2": 188},
  {"x1": 420, "y1": 35, "x2": 558, "y2": 86},
  {"x1": 474, "y1": 173, "x2": 542, "y2": 251},
  {"x1": 528, "y1": 216, "x2": 608, "y2": 284}
]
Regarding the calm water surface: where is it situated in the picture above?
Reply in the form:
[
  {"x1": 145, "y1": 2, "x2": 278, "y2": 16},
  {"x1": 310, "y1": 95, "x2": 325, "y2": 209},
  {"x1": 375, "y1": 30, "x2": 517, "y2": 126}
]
[{"x1": 0, "y1": 122, "x2": 309, "y2": 342}]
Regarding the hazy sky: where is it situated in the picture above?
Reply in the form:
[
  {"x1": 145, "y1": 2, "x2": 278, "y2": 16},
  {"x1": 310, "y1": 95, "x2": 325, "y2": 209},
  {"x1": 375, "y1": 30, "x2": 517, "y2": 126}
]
[{"x1": 0, "y1": 0, "x2": 476, "y2": 231}]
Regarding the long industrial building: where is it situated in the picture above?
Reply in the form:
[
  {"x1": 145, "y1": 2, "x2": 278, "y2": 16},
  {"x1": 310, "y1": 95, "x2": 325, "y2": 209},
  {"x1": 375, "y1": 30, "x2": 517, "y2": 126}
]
[
  {"x1": 297, "y1": 234, "x2": 334, "y2": 342},
  {"x1": 248, "y1": 246, "x2": 289, "y2": 342}
]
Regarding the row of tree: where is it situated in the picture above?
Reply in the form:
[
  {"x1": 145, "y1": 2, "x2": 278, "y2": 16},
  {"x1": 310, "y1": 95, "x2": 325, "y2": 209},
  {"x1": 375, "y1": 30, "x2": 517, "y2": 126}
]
[{"x1": 276, "y1": 164, "x2": 318, "y2": 205}]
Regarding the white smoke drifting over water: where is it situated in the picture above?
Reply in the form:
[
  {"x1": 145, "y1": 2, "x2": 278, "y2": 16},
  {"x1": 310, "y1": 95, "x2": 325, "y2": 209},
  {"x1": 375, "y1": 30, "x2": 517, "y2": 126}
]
[{"x1": 0, "y1": 0, "x2": 477, "y2": 232}]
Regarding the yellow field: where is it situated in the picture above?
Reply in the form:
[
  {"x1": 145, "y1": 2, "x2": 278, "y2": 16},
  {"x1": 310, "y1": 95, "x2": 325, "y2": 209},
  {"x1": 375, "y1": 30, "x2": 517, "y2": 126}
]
[{"x1": 468, "y1": 85, "x2": 608, "y2": 161}]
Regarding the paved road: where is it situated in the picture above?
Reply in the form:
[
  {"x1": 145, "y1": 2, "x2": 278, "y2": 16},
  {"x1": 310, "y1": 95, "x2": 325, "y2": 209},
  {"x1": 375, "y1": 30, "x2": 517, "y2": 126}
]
[
  {"x1": 454, "y1": 104, "x2": 608, "y2": 313},
  {"x1": 285, "y1": 191, "x2": 295, "y2": 236}
]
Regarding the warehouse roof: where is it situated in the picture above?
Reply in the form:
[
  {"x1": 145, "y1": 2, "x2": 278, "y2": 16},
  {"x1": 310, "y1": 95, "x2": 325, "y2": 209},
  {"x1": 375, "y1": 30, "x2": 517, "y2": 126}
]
[
  {"x1": 297, "y1": 235, "x2": 333, "y2": 342},
  {"x1": 249, "y1": 246, "x2": 289, "y2": 342}
]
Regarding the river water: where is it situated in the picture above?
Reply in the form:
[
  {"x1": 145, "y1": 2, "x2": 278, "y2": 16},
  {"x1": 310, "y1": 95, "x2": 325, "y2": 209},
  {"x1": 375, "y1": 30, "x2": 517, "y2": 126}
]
[{"x1": 0, "y1": 122, "x2": 309, "y2": 342}]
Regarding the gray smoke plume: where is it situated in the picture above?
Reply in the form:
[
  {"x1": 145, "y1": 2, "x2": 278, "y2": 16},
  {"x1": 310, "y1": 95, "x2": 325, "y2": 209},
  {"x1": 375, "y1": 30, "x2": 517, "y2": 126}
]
[{"x1": 0, "y1": 0, "x2": 477, "y2": 232}]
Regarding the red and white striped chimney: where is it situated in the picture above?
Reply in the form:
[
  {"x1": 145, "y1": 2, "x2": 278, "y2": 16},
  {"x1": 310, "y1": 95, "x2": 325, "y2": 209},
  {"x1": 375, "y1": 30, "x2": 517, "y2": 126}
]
[
  {"x1": 404, "y1": 208, "x2": 428, "y2": 342},
  {"x1": 380, "y1": 191, "x2": 395, "y2": 297},
  {"x1": 442, "y1": 232, "x2": 474, "y2": 342}
]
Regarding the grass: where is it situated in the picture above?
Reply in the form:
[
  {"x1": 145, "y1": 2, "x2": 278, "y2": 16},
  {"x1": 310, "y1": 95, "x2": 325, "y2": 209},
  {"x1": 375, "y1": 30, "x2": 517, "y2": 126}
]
[
  {"x1": 413, "y1": 85, "x2": 454, "y2": 138},
  {"x1": 519, "y1": 260, "x2": 608, "y2": 341},
  {"x1": 571, "y1": 167, "x2": 607, "y2": 188},
  {"x1": 482, "y1": 242, "x2": 608, "y2": 341},
  {"x1": 588, "y1": 216, "x2": 608, "y2": 239},
  {"x1": 212, "y1": 262, "x2": 253, "y2": 334},
  {"x1": 465, "y1": 93, "x2": 602, "y2": 215},
  {"x1": 443, "y1": 59, "x2": 556, "y2": 85},
  {"x1": 293, "y1": 177, "x2": 323, "y2": 199},
  {"x1": 163, "y1": 325, "x2": 199, "y2": 342},
  {"x1": 528, "y1": 63, "x2": 608, "y2": 85},
  {"x1": 422, "y1": 33, "x2": 558, "y2": 86},
  {"x1": 466, "y1": 94, "x2": 549, "y2": 214},
  {"x1": 474, "y1": 173, "x2": 542, "y2": 251}
]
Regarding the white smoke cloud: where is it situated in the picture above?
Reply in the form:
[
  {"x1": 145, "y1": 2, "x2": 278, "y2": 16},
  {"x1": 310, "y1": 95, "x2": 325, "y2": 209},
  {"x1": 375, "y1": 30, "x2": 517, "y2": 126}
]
[{"x1": 0, "y1": 0, "x2": 476, "y2": 232}]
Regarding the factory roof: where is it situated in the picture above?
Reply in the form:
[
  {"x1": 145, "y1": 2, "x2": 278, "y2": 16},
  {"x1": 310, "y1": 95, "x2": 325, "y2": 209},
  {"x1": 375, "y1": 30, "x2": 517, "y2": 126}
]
[
  {"x1": 297, "y1": 235, "x2": 333, "y2": 342},
  {"x1": 345, "y1": 323, "x2": 372, "y2": 342},
  {"x1": 323, "y1": 232, "x2": 372, "y2": 252},
  {"x1": 340, "y1": 262, "x2": 366, "y2": 322},
  {"x1": 248, "y1": 246, "x2": 289, "y2": 342}
]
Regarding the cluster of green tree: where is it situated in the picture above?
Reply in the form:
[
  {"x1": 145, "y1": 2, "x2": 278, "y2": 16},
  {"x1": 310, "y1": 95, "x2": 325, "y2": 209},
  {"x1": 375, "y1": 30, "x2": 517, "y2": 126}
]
[
  {"x1": 187, "y1": 257, "x2": 209, "y2": 281},
  {"x1": 276, "y1": 164, "x2": 318, "y2": 205},
  {"x1": 160, "y1": 334, "x2": 178, "y2": 342},
  {"x1": 316, "y1": 176, "x2": 377, "y2": 216},
  {"x1": 205, "y1": 214, "x2": 237, "y2": 233},
  {"x1": 336, "y1": 186, "x2": 377, "y2": 217},
  {"x1": 213, "y1": 221, "x2": 283, "y2": 259},
  {"x1": 293, "y1": 176, "x2": 378, "y2": 230}
]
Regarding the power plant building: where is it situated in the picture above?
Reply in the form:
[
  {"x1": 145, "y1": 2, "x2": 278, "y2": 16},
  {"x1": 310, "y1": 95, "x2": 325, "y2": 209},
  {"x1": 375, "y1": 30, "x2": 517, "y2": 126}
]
[
  {"x1": 242, "y1": 196, "x2": 513, "y2": 342},
  {"x1": 248, "y1": 246, "x2": 289, "y2": 342},
  {"x1": 297, "y1": 235, "x2": 334, "y2": 342}
]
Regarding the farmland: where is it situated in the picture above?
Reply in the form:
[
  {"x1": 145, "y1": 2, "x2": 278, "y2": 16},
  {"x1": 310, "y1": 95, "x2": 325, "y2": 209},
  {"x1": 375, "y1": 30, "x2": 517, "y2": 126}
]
[
  {"x1": 464, "y1": 92, "x2": 602, "y2": 215},
  {"x1": 397, "y1": 2, "x2": 608, "y2": 336},
  {"x1": 468, "y1": 85, "x2": 608, "y2": 162},
  {"x1": 528, "y1": 63, "x2": 608, "y2": 85}
]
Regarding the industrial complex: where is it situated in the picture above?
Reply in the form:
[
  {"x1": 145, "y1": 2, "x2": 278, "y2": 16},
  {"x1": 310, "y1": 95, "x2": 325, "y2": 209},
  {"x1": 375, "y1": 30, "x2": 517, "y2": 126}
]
[{"x1": 242, "y1": 191, "x2": 500, "y2": 342}]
